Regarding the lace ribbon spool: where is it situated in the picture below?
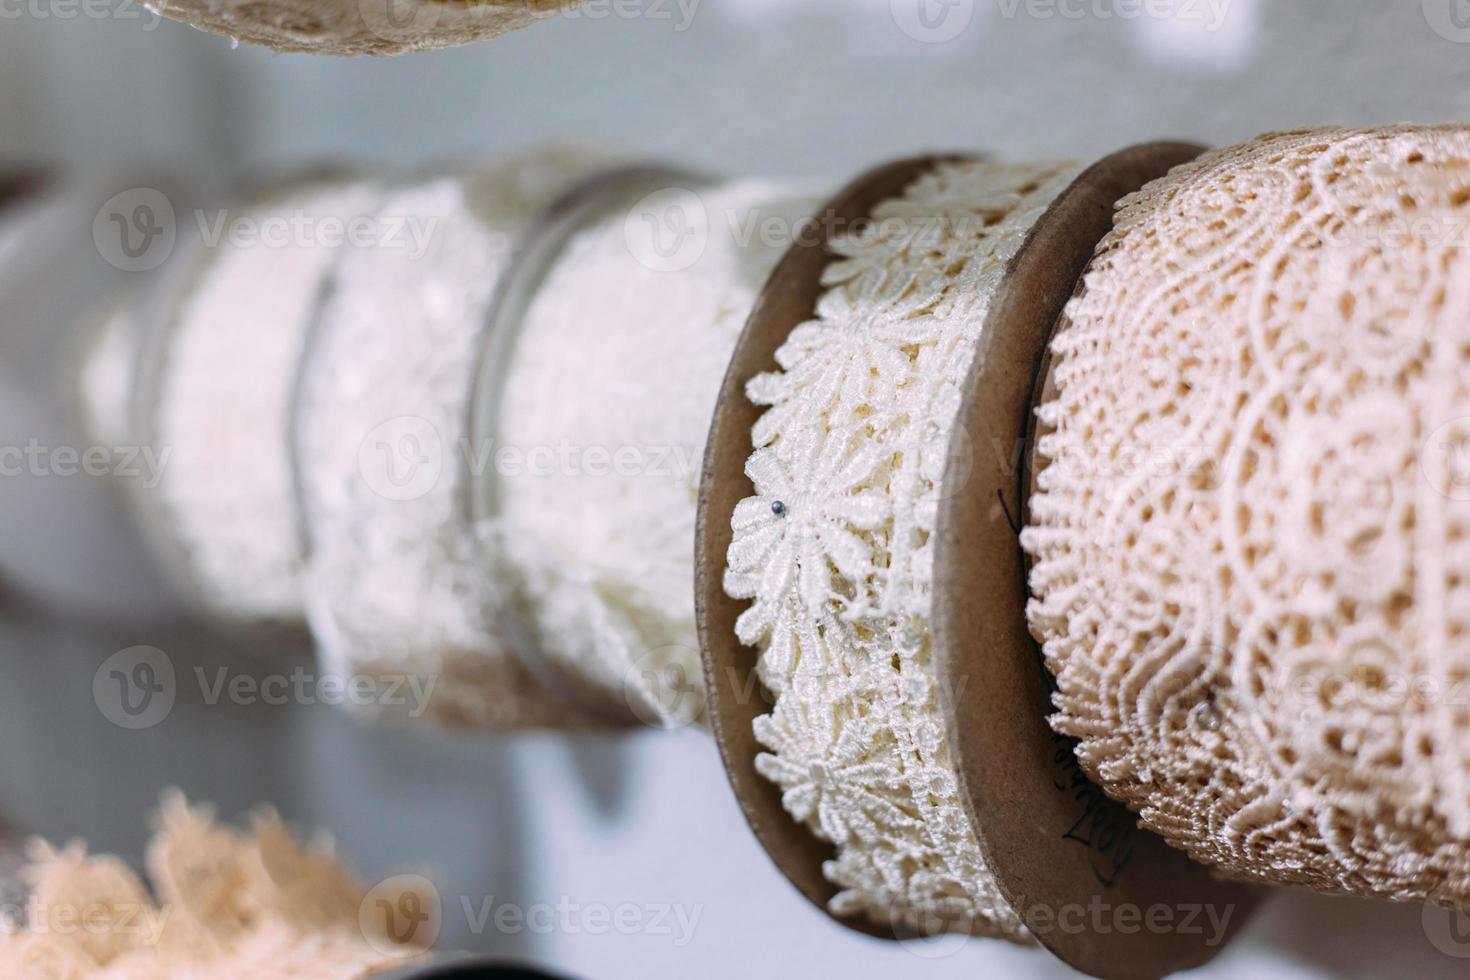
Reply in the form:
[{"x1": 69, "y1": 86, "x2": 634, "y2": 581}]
[
  {"x1": 1019, "y1": 125, "x2": 1470, "y2": 911},
  {"x1": 704, "y1": 154, "x2": 1119, "y2": 946},
  {"x1": 701, "y1": 157, "x2": 956, "y2": 939},
  {"x1": 293, "y1": 150, "x2": 606, "y2": 730},
  {"x1": 471, "y1": 171, "x2": 824, "y2": 728},
  {"x1": 125, "y1": 172, "x2": 381, "y2": 633},
  {"x1": 932, "y1": 144, "x2": 1261, "y2": 979},
  {"x1": 152, "y1": 0, "x2": 581, "y2": 56}
]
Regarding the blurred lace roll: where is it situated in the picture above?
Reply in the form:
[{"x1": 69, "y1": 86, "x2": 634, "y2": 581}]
[
  {"x1": 724, "y1": 159, "x2": 1080, "y2": 937},
  {"x1": 295, "y1": 151, "x2": 600, "y2": 729},
  {"x1": 483, "y1": 177, "x2": 823, "y2": 727},
  {"x1": 0, "y1": 178, "x2": 182, "y2": 626},
  {"x1": 132, "y1": 176, "x2": 381, "y2": 626},
  {"x1": 157, "y1": 0, "x2": 581, "y2": 57},
  {"x1": 1023, "y1": 125, "x2": 1470, "y2": 905}
]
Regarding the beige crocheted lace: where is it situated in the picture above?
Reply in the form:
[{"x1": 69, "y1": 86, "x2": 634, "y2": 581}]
[
  {"x1": 1023, "y1": 125, "x2": 1470, "y2": 905},
  {"x1": 726, "y1": 159, "x2": 1080, "y2": 938},
  {"x1": 0, "y1": 792, "x2": 430, "y2": 978}
]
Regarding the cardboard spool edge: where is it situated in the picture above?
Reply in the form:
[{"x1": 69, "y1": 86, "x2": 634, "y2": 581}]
[
  {"x1": 695, "y1": 153, "x2": 973, "y2": 941},
  {"x1": 932, "y1": 142, "x2": 1263, "y2": 980}
]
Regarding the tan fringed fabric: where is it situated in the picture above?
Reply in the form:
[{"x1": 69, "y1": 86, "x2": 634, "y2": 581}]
[{"x1": 0, "y1": 791, "x2": 431, "y2": 978}]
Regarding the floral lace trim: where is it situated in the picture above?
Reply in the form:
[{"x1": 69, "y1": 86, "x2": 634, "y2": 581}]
[{"x1": 726, "y1": 159, "x2": 1080, "y2": 938}]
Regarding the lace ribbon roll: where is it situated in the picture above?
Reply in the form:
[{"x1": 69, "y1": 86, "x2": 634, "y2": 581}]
[
  {"x1": 1022, "y1": 125, "x2": 1470, "y2": 904},
  {"x1": 723, "y1": 159, "x2": 1081, "y2": 938},
  {"x1": 481, "y1": 177, "x2": 824, "y2": 727},
  {"x1": 295, "y1": 151, "x2": 601, "y2": 729},
  {"x1": 131, "y1": 177, "x2": 381, "y2": 627},
  {"x1": 153, "y1": 0, "x2": 580, "y2": 56}
]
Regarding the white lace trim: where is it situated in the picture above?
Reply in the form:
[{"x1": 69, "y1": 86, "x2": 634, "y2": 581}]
[
  {"x1": 489, "y1": 179, "x2": 822, "y2": 727},
  {"x1": 1023, "y1": 126, "x2": 1470, "y2": 903},
  {"x1": 726, "y1": 159, "x2": 1080, "y2": 938},
  {"x1": 297, "y1": 152, "x2": 599, "y2": 729},
  {"x1": 152, "y1": 181, "x2": 379, "y2": 623}
]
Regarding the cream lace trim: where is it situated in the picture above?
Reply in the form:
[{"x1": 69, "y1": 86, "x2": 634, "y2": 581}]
[
  {"x1": 1023, "y1": 126, "x2": 1470, "y2": 903},
  {"x1": 297, "y1": 152, "x2": 598, "y2": 730},
  {"x1": 726, "y1": 159, "x2": 1079, "y2": 938},
  {"x1": 491, "y1": 179, "x2": 822, "y2": 727},
  {"x1": 153, "y1": 181, "x2": 379, "y2": 623}
]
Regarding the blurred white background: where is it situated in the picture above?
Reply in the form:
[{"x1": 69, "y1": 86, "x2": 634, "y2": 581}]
[{"x1": 3, "y1": 1, "x2": 1470, "y2": 977}]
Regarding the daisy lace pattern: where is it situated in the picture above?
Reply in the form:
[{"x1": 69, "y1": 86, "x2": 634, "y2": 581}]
[
  {"x1": 1023, "y1": 127, "x2": 1470, "y2": 903},
  {"x1": 726, "y1": 159, "x2": 1080, "y2": 938}
]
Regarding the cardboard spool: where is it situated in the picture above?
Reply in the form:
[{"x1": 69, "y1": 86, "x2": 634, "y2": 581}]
[
  {"x1": 696, "y1": 154, "x2": 970, "y2": 941},
  {"x1": 698, "y1": 145, "x2": 1259, "y2": 976},
  {"x1": 932, "y1": 142, "x2": 1262, "y2": 980}
]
